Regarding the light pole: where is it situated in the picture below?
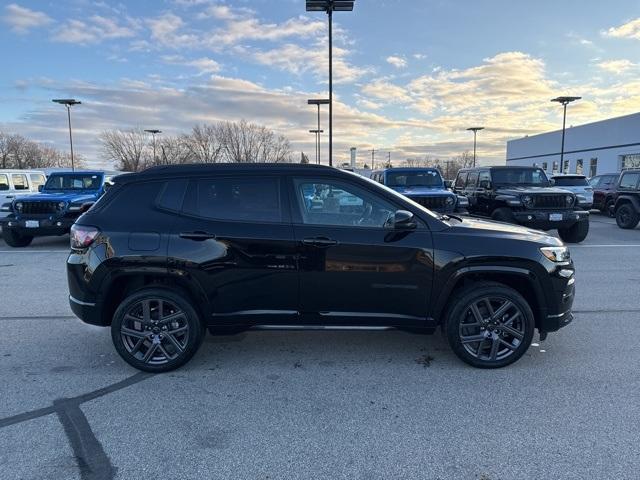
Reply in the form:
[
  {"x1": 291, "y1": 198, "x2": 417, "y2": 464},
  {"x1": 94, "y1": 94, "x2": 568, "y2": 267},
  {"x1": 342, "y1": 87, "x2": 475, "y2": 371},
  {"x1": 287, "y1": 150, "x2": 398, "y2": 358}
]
[
  {"x1": 466, "y1": 127, "x2": 484, "y2": 168},
  {"x1": 307, "y1": 98, "x2": 330, "y2": 164},
  {"x1": 52, "y1": 99, "x2": 81, "y2": 171},
  {"x1": 551, "y1": 96, "x2": 581, "y2": 171},
  {"x1": 309, "y1": 129, "x2": 324, "y2": 164},
  {"x1": 144, "y1": 129, "x2": 162, "y2": 164},
  {"x1": 306, "y1": 1, "x2": 355, "y2": 167}
]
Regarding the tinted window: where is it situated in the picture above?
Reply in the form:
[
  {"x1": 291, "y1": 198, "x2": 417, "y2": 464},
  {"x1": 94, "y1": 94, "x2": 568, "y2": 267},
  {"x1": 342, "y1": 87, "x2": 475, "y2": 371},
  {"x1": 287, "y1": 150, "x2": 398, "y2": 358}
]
[
  {"x1": 0, "y1": 174, "x2": 8, "y2": 191},
  {"x1": 553, "y1": 176, "x2": 588, "y2": 186},
  {"x1": 479, "y1": 171, "x2": 491, "y2": 183},
  {"x1": 29, "y1": 174, "x2": 46, "y2": 190},
  {"x1": 619, "y1": 172, "x2": 640, "y2": 190},
  {"x1": 386, "y1": 170, "x2": 443, "y2": 187},
  {"x1": 454, "y1": 172, "x2": 468, "y2": 188},
  {"x1": 294, "y1": 178, "x2": 395, "y2": 228},
  {"x1": 491, "y1": 168, "x2": 548, "y2": 186},
  {"x1": 187, "y1": 176, "x2": 281, "y2": 223},
  {"x1": 467, "y1": 172, "x2": 479, "y2": 187},
  {"x1": 101, "y1": 181, "x2": 164, "y2": 216},
  {"x1": 11, "y1": 174, "x2": 28, "y2": 190},
  {"x1": 157, "y1": 179, "x2": 188, "y2": 212}
]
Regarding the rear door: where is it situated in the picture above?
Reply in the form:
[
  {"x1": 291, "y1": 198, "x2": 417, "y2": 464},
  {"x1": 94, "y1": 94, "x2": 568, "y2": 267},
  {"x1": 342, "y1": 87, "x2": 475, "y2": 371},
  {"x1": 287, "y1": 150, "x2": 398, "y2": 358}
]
[
  {"x1": 165, "y1": 174, "x2": 299, "y2": 325},
  {"x1": 289, "y1": 175, "x2": 434, "y2": 326},
  {"x1": 464, "y1": 171, "x2": 480, "y2": 212}
]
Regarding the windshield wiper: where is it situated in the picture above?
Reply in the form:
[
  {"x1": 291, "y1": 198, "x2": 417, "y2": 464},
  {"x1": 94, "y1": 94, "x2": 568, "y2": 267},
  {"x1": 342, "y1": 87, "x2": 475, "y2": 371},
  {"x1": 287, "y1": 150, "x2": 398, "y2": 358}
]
[{"x1": 439, "y1": 214, "x2": 463, "y2": 222}]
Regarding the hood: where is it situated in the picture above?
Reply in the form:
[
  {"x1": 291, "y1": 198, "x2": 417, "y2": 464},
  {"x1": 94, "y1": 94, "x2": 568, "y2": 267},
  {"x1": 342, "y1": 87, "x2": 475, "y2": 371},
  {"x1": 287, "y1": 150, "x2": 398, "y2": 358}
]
[
  {"x1": 390, "y1": 185, "x2": 453, "y2": 197},
  {"x1": 444, "y1": 216, "x2": 563, "y2": 246},
  {"x1": 18, "y1": 191, "x2": 100, "y2": 204},
  {"x1": 495, "y1": 185, "x2": 573, "y2": 196}
]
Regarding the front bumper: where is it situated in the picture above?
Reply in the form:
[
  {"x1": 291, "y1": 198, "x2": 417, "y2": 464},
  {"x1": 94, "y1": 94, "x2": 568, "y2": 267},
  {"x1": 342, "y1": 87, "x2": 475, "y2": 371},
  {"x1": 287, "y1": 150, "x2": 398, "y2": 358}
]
[
  {"x1": 512, "y1": 209, "x2": 589, "y2": 230},
  {"x1": 539, "y1": 265, "x2": 575, "y2": 333},
  {"x1": 2, "y1": 216, "x2": 75, "y2": 236}
]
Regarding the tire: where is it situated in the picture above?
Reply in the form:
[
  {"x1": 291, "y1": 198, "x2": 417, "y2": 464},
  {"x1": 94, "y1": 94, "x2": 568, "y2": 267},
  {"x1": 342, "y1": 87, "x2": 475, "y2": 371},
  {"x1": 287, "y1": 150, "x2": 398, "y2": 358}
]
[
  {"x1": 491, "y1": 207, "x2": 515, "y2": 223},
  {"x1": 615, "y1": 204, "x2": 640, "y2": 230},
  {"x1": 111, "y1": 287, "x2": 205, "y2": 373},
  {"x1": 603, "y1": 198, "x2": 615, "y2": 217},
  {"x1": 557, "y1": 218, "x2": 589, "y2": 243},
  {"x1": 2, "y1": 228, "x2": 33, "y2": 247},
  {"x1": 444, "y1": 282, "x2": 535, "y2": 368}
]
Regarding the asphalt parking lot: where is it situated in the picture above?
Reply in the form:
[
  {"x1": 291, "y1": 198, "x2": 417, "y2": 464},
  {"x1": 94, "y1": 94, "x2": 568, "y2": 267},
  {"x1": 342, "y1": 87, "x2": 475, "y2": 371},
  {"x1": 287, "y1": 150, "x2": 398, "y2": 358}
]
[{"x1": 1, "y1": 214, "x2": 639, "y2": 480}]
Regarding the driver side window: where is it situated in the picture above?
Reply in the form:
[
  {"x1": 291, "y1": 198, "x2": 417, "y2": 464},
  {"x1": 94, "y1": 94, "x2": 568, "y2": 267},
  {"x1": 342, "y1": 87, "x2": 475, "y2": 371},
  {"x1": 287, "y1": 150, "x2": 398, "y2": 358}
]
[{"x1": 293, "y1": 178, "x2": 396, "y2": 228}]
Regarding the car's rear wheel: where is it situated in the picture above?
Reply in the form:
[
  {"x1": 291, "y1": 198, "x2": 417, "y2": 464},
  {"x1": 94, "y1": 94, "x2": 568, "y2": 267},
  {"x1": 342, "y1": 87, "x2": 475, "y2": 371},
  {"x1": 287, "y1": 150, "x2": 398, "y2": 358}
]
[
  {"x1": 615, "y1": 204, "x2": 640, "y2": 229},
  {"x1": 111, "y1": 288, "x2": 204, "y2": 373},
  {"x1": 557, "y1": 218, "x2": 589, "y2": 243},
  {"x1": 2, "y1": 228, "x2": 33, "y2": 247},
  {"x1": 445, "y1": 282, "x2": 534, "y2": 368}
]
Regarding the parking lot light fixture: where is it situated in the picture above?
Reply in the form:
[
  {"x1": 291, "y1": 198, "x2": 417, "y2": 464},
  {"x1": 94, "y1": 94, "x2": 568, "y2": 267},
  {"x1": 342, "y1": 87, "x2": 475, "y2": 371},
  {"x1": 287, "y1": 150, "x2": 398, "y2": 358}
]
[
  {"x1": 144, "y1": 129, "x2": 162, "y2": 164},
  {"x1": 52, "y1": 99, "x2": 81, "y2": 172},
  {"x1": 466, "y1": 127, "x2": 484, "y2": 168},
  {"x1": 306, "y1": 1, "x2": 356, "y2": 167},
  {"x1": 551, "y1": 96, "x2": 581, "y2": 169},
  {"x1": 308, "y1": 99, "x2": 330, "y2": 164}
]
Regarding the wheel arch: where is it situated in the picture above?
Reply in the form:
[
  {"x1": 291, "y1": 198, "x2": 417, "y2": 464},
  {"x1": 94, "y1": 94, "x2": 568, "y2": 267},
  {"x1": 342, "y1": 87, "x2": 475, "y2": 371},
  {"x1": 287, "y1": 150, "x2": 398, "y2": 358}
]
[
  {"x1": 433, "y1": 266, "x2": 547, "y2": 329},
  {"x1": 614, "y1": 195, "x2": 640, "y2": 211}
]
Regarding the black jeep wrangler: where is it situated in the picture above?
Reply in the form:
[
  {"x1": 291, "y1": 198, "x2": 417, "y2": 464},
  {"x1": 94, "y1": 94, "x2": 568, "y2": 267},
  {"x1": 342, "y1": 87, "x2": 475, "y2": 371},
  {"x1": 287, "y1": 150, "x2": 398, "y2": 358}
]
[
  {"x1": 68, "y1": 163, "x2": 576, "y2": 372},
  {"x1": 453, "y1": 166, "x2": 589, "y2": 243},
  {"x1": 613, "y1": 169, "x2": 640, "y2": 229}
]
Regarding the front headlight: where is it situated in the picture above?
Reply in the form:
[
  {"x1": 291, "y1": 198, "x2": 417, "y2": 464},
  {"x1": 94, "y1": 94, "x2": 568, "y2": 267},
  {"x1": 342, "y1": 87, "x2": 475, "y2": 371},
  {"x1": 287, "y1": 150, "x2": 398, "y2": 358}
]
[
  {"x1": 457, "y1": 195, "x2": 469, "y2": 207},
  {"x1": 445, "y1": 196, "x2": 455, "y2": 206},
  {"x1": 15, "y1": 202, "x2": 23, "y2": 212},
  {"x1": 521, "y1": 195, "x2": 534, "y2": 207},
  {"x1": 565, "y1": 195, "x2": 574, "y2": 206},
  {"x1": 540, "y1": 246, "x2": 570, "y2": 263}
]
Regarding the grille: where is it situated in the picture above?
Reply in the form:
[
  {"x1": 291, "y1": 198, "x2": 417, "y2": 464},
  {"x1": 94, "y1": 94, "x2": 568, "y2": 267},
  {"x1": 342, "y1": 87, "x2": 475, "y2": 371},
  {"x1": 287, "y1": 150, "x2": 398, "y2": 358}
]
[
  {"x1": 532, "y1": 195, "x2": 568, "y2": 209},
  {"x1": 20, "y1": 201, "x2": 61, "y2": 214},
  {"x1": 413, "y1": 196, "x2": 449, "y2": 210}
]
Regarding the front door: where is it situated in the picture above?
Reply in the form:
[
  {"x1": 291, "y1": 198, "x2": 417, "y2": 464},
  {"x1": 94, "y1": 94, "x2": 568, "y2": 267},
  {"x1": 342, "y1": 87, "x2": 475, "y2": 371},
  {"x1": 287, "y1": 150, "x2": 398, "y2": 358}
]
[{"x1": 289, "y1": 176, "x2": 434, "y2": 326}]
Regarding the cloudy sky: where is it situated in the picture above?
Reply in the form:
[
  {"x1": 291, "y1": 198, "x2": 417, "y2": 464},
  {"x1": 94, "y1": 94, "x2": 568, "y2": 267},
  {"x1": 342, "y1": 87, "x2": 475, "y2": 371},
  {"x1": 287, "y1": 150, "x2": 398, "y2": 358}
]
[{"x1": 1, "y1": 0, "x2": 640, "y2": 168}]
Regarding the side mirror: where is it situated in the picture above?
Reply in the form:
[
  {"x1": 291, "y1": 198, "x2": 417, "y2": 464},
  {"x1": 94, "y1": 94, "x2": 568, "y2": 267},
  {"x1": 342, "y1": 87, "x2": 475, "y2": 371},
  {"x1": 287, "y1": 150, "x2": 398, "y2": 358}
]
[
  {"x1": 479, "y1": 180, "x2": 491, "y2": 190},
  {"x1": 444, "y1": 180, "x2": 452, "y2": 189},
  {"x1": 549, "y1": 179, "x2": 556, "y2": 186},
  {"x1": 393, "y1": 210, "x2": 417, "y2": 230},
  {"x1": 38, "y1": 185, "x2": 43, "y2": 192}
]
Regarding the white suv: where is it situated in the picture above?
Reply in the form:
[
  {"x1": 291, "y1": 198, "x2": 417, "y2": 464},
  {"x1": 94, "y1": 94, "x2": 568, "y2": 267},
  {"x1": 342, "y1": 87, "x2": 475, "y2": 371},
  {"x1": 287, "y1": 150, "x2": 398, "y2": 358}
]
[
  {"x1": 551, "y1": 174, "x2": 593, "y2": 209},
  {"x1": 0, "y1": 170, "x2": 47, "y2": 220}
]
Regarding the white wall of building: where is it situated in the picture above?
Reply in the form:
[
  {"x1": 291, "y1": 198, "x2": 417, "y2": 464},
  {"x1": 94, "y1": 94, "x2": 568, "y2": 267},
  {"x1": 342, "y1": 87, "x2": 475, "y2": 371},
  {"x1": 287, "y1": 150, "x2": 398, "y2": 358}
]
[{"x1": 506, "y1": 112, "x2": 640, "y2": 177}]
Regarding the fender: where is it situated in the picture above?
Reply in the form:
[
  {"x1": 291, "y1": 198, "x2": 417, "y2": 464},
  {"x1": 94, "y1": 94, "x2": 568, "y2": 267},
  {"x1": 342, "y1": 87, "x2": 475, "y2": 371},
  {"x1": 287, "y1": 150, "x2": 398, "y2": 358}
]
[
  {"x1": 431, "y1": 264, "x2": 547, "y2": 323},
  {"x1": 614, "y1": 194, "x2": 640, "y2": 210}
]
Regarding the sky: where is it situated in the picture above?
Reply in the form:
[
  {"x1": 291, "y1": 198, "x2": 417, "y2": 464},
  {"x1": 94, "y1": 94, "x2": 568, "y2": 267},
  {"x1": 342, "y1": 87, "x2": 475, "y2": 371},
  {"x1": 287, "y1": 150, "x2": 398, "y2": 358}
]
[{"x1": 1, "y1": 0, "x2": 640, "y2": 169}]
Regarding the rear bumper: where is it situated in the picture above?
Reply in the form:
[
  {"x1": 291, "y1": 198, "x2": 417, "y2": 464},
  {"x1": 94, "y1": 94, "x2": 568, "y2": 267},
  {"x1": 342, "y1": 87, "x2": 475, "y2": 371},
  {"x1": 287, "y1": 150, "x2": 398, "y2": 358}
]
[
  {"x1": 69, "y1": 295, "x2": 107, "y2": 326},
  {"x1": 512, "y1": 209, "x2": 589, "y2": 230}
]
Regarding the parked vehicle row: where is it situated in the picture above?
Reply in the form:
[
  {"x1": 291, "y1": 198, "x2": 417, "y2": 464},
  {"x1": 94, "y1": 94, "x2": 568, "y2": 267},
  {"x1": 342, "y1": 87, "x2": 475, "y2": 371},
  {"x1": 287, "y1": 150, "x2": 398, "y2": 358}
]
[{"x1": 0, "y1": 169, "x2": 46, "y2": 221}]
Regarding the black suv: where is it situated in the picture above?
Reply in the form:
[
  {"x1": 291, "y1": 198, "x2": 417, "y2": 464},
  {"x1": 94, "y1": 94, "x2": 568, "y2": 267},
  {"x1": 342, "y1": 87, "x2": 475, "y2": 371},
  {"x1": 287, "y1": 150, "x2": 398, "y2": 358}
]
[
  {"x1": 454, "y1": 166, "x2": 589, "y2": 243},
  {"x1": 68, "y1": 164, "x2": 575, "y2": 372},
  {"x1": 613, "y1": 169, "x2": 640, "y2": 229}
]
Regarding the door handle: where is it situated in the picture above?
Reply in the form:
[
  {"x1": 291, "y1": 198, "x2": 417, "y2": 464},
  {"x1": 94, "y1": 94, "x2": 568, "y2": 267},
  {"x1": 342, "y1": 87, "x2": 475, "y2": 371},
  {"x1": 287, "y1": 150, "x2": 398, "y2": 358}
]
[
  {"x1": 6, "y1": 195, "x2": 14, "y2": 199},
  {"x1": 179, "y1": 231, "x2": 217, "y2": 241},
  {"x1": 301, "y1": 237, "x2": 338, "y2": 247}
]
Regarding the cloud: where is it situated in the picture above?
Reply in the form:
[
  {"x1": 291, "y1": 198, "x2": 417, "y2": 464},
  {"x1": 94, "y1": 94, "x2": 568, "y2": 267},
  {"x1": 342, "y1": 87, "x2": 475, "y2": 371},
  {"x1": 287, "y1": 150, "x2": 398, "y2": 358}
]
[
  {"x1": 52, "y1": 15, "x2": 136, "y2": 44},
  {"x1": 162, "y1": 55, "x2": 222, "y2": 74},
  {"x1": 362, "y1": 80, "x2": 411, "y2": 103},
  {"x1": 208, "y1": 15, "x2": 325, "y2": 46},
  {"x1": 603, "y1": 17, "x2": 640, "y2": 40},
  {"x1": 386, "y1": 55, "x2": 407, "y2": 69},
  {"x1": 597, "y1": 59, "x2": 636, "y2": 74},
  {"x1": 2, "y1": 3, "x2": 52, "y2": 34},
  {"x1": 147, "y1": 13, "x2": 199, "y2": 48}
]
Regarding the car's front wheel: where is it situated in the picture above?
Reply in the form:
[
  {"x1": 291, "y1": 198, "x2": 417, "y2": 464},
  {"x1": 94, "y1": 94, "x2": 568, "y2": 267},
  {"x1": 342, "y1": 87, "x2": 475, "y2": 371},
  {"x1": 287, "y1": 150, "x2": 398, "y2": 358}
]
[
  {"x1": 2, "y1": 228, "x2": 34, "y2": 247},
  {"x1": 111, "y1": 288, "x2": 205, "y2": 373},
  {"x1": 615, "y1": 204, "x2": 640, "y2": 230},
  {"x1": 558, "y1": 218, "x2": 589, "y2": 243},
  {"x1": 445, "y1": 282, "x2": 535, "y2": 368}
]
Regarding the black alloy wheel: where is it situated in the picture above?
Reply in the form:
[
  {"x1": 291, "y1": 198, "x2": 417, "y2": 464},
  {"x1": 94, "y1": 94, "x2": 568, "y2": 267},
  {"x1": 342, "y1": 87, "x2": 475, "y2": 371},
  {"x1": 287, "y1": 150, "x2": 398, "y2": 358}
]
[
  {"x1": 446, "y1": 282, "x2": 534, "y2": 368},
  {"x1": 111, "y1": 288, "x2": 204, "y2": 372}
]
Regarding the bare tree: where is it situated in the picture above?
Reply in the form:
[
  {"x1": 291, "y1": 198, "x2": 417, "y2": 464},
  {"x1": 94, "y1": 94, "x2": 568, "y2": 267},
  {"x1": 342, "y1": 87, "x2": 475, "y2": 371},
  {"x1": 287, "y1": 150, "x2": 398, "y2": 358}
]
[
  {"x1": 156, "y1": 136, "x2": 194, "y2": 166},
  {"x1": 100, "y1": 128, "x2": 149, "y2": 172},
  {"x1": 218, "y1": 120, "x2": 291, "y2": 163},
  {"x1": 184, "y1": 124, "x2": 222, "y2": 163}
]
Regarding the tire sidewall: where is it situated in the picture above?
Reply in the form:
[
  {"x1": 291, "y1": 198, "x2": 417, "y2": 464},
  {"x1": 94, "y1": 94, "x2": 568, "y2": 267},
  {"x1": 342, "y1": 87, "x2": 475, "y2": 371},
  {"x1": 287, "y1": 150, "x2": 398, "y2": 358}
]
[
  {"x1": 2, "y1": 228, "x2": 33, "y2": 247},
  {"x1": 445, "y1": 284, "x2": 535, "y2": 368},
  {"x1": 616, "y1": 204, "x2": 639, "y2": 229},
  {"x1": 111, "y1": 287, "x2": 204, "y2": 373}
]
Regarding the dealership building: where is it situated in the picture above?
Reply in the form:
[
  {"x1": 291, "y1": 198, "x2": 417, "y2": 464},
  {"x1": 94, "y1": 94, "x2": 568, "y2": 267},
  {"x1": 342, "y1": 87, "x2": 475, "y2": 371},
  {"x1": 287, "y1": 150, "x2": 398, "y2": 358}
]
[{"x1": 506, "y1": 112, "x2": 640, "y2": 177}]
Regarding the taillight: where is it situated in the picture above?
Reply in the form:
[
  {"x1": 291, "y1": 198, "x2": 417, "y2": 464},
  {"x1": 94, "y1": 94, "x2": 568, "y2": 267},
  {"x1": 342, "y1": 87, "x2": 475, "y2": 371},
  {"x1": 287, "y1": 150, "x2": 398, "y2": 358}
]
[{"x1": 70, "y1": 224, "x2": 100, "y2": 249}]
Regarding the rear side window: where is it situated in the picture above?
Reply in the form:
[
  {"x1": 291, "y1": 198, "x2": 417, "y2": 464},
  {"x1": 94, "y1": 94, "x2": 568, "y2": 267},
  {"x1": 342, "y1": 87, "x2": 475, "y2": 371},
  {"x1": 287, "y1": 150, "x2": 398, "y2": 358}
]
[
  {"x1": 99, "y1": 181, "x2": 164, "y2": 216},
  {"x1": 185, "y1": 176, "x2": 282, "y2": 223},
  {"x1": 553, "y1": 177, "x2": 588, "y2": 187},
  {"x1": 467, "y1": 172, "x2": 479, "y2": 188},
  {"x1": 0, "y1": 174, "x2": 8, "y2": 191},
  {"x1": 619, "y1": 172, "x2": 640, "y2": 190},
  {"x1": 11, "y1": 174, "x2": 28, "y2": 190},
  {"x1": 157, "y1": 179, "x2": 188, "y2": 212},
  {"x1": 454, "y1": 172, "x2": 467, "y2": 188},
  {"x1": 29, "y1": 174, "x2": 46, "y2": 190}
]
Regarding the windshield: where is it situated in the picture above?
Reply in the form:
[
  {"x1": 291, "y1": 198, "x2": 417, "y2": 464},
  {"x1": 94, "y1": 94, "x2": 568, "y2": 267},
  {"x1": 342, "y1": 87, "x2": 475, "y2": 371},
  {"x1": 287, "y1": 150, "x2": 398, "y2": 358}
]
[
  {"x1": 44, "y1": 174, "x2": 103, "y2": 191},
  {"x1": 386, "y1": 170, "x2": 443, "y2": 188},
  {"x1": 492, "y1": 168, "x2": 549, "y2": 186},
  {"x1": 552, "y1": 176, "x2": 588, "y2": 186}
]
